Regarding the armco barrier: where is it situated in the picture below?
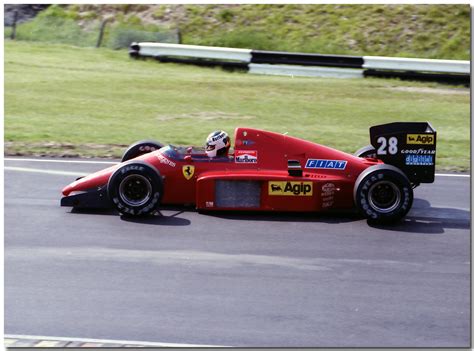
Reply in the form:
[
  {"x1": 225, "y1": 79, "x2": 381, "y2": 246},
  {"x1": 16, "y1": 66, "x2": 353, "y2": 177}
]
[
  {"x1": 251, "y1": 50, "x2": 363, "y2": 68},
  {"x1": 249, "y1": 64, "x2": 364, "y2": 79},
  {"x1": 130, "y1": 42, "x2": 252, "y2": 62},
  {"x1": 364, "y1": 69, "x2": 470, "y2": 85},
  {"x1": 363, "y1": 56, "x2": 470, "y2": 74},
  {"x1": 130, "y1": 42, "x2": 470, "y2": 84},
  {"x1": 156, "y1": 56, "x2": 248, "y2": 70}
]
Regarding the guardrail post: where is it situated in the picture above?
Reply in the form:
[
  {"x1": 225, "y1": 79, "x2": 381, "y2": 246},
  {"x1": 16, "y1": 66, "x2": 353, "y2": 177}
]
[
  {"x1": 96, "y1": 18, "x2": 110, "y2": 48},
  {"x1": 10, "y1": 10, "x2": 18, "y2": 40},
  {"x1": 176, "y1": 28, "x2": 182, "y2": 44}
]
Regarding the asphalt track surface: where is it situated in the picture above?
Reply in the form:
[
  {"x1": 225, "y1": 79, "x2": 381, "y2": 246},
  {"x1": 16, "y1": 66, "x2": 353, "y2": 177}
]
[{"x1": 4, "y1": 157, "x2": 471, "y2": 347}]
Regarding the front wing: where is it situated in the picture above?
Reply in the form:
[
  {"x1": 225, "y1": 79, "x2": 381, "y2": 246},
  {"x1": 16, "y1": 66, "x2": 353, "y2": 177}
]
[{"x1": 61, "y1": 187, "x2": 111, "y2": 209}]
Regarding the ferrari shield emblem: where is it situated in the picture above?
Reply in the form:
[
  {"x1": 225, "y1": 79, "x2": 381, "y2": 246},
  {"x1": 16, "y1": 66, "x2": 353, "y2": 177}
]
[{"x1": 182, "y1": 165, "x2": 195, "y2": 180}]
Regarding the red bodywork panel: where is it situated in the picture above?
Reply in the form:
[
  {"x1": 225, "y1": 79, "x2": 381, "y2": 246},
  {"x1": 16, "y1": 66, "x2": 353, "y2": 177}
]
[{"x1": 62, "y1": 127, "x2": 382, "y2": 212}]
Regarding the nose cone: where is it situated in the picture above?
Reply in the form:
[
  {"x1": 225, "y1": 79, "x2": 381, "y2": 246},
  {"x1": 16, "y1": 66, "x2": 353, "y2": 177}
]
[
  {"x1": 61, "y1": 164, "x2": 119, "y2": 196},
  {"x1": 62, "y1": 183, "x2": 74, "y2": 196},
  {"x1": 62, "y1": 176, "x2": 93, "y2": 196},
  {"x1": 62, "y1": 179, "x2": 81, "y2": 196}
]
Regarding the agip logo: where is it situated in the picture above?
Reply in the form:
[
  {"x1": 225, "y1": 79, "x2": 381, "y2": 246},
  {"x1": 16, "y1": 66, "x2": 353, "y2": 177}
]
[
  {"x1": 406, "y1": 134, "x2": 435, "y2": 145},
  {"x1": 268, "y1": 181, "x2": 313, "y2": 196}
]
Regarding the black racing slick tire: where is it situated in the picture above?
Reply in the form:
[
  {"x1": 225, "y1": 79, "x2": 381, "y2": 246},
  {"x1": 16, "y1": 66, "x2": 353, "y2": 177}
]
[
  {"x1": 354, "y1": 164, "x2": 413, "y2": 224},
  {"x1": 121, "y1": 140, "x2": 165, "y2": 162},
  {"x1": 354, "y1": 145, "x2": 377, "y2": 158},
  {"x1": 107, "y1": 161, "x2": 163, "y2": 217}
]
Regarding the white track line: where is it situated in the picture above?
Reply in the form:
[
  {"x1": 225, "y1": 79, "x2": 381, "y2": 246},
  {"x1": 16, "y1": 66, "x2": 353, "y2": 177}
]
[
  {"x1": 4, "y1": 166, "x2": 88, "y2": 177},
  {"x1": 4, "y1": 157, "x2": 118, "y2": 165},
  {"x1": 3, "y1": 158, "x2": 470, "y2": 178},
  {"x1": 435, "y1": 173, "x2": 470, "y2": 178},
  {"x1": 4, "y1": 334, "x2": 227, "y2": 348}
]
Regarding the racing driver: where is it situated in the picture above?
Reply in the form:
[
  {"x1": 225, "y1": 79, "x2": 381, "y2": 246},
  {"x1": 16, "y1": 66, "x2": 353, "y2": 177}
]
[{"x1": 205, "y1": 130, "x2": 231, "y2": 158}]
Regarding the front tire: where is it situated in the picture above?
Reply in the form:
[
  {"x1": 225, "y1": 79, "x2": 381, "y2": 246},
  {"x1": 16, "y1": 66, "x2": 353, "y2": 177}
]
[
  {"x1": 107, "y1": 161, "x2": 163, "y2": 217},
  {"x1": 354, "y1": 164, "x2": 413, "y2": 223}
]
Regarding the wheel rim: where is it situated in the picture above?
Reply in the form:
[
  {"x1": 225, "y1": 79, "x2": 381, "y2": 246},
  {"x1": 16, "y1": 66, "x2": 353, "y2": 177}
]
[
  {"x1": 367, "y1": 180, "x2": 401, "y2": 213},
  {"x1": 118, "y1": 174, "x2": 152, "y2": 207}
]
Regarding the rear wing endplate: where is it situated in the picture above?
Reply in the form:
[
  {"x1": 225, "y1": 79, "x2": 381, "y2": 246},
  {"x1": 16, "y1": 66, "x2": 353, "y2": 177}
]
[{"x1": 370, "y1": 122, "x2": 436, "y2": 184}]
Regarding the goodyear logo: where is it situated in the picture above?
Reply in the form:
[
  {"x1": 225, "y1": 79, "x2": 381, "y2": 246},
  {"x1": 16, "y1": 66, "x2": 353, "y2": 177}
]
[
  {"x1": 407, "y1": 134, "x2": 435, "y2": 145},
  {"x1": 269, "y1": 181, "x2": 313, "y2": 196}
]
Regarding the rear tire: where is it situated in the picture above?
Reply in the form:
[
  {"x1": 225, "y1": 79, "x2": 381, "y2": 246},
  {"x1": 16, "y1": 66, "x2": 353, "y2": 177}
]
[
  {"x1": 107, "y1": 161, "x2": 163, "y2": 217},
  {"x1": 354, "y1": 164, "x2": 413, "y2": 223},
  {"x1": 354, "y1": 145, "x2": 377, "y2": 158},
  {"x1": 121, "y1": 140, "x2": 164, "y2": 162}
]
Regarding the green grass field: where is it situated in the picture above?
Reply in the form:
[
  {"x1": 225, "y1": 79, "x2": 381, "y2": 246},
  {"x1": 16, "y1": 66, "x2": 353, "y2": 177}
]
[{"x1": 4, "y1": 41, "x2": 470, "y2": 171}]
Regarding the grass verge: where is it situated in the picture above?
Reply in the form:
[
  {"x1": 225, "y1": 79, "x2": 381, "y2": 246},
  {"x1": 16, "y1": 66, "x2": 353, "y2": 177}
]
[
  {"x1": 11, "y1": 4, "x2": 469, "y2": 59},
  {"x1": 4, "y1": 41, "x2": 470, "y2": 171}
]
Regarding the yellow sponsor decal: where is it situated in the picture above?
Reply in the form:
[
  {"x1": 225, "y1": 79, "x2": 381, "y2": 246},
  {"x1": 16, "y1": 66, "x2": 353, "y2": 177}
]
[
  {"x1": 269, "y1": 181, "x2": 313, "y2": 196},
  {"x1": 406, "y1": 134, "x2": 435, "y2": 145},
  {"x1": 182, "y1": 165, "x2": 195, "y2": 180}
]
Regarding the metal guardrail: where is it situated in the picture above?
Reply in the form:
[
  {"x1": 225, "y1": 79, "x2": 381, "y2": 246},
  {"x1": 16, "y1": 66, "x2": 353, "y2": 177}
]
[
  {"x1": 130, "y1": 42, "x2": 252, "y2": 62},
  {"x1": 364, "y1": 69, "x2": 470, "y2": 85},
  {"x1": 249, "y1": 64, "x2": 364, "y2": 79},
  {"x1": 130, "y1": 42, "x2": 470, "y2": 84},
  {"x1": 363, "y1": 56, "x2": 470, "y2": 74},
  {"x1": 251, "y1": 50, "x2": 363, "y2": 68}
]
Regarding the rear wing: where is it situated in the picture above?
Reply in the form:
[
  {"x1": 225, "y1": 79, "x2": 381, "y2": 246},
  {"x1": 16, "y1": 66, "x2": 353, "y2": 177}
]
[{"x1": 370, "y1": 122, "x2": 436, "y2": 184}]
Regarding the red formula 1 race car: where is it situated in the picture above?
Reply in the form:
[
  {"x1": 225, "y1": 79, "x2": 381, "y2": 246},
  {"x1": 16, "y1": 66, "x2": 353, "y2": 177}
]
[{"x1": 61, "y1": 122, "x2": 437, "y2": 223}]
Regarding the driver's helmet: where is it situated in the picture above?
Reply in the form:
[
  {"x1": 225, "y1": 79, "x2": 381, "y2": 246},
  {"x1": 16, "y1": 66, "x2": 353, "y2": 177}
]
[{"x1": 205, "y1": 130, "x2": 231, "y2": 158}]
